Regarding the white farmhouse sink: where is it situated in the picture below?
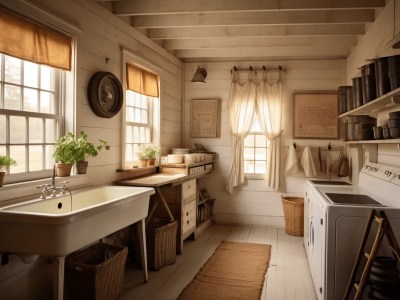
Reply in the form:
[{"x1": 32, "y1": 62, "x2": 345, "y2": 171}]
[
  {"x1": 0, "y1": 185, "x2": 154, "y2": 256},
  {"x1": 0, "y1": 185, "x2": 154, "y2": 300}
]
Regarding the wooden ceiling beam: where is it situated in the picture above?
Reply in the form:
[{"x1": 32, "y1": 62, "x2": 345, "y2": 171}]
[
  {"x1": 132, "y1": 10, "x2": 374, "y2": 28},
  {"x1": 148, "y1": 24, "x2": 365, "y2": 39},
  {"x1": 114, "y1": 0, "x2": 385, "y2": 15},
  {"x1": 162, "y1": 36, "x2": 357, "y2": 50},
  {"x1": 175, "y1": 46, "x2": 351, "y2": 59}
]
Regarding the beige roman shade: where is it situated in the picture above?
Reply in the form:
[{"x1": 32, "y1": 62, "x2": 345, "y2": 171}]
[
  {"x1": 0, "y1": 8, "x2": 72, "y2": 70},
  {"x1": 126, "y1": 63, "x2": 159, "y2": 98}
]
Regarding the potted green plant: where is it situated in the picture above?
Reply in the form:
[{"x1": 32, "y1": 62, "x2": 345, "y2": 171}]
[
  {"x1": 53, "y1": 132, "x2": 77, "y2": 177},
  {"x1": 137, "y1": 144, "x2": 161, "y2": 167},
  {"x1": 74, "y1": 131, "x2": 110, "y2": 174},
  {"x1": 0, "y1": 155, "x2": 17, "y2": 187}
]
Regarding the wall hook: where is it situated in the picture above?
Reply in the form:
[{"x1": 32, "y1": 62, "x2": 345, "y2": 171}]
[
  {"x1": 328, "y1": 143, "x2": 332, "y2": 150},
  {"x1": 105, "y1": 57, "x2": 110, "y2": 64},
  {"x1": 293, "y1": 142, "x2": 297, "y2": 149}
]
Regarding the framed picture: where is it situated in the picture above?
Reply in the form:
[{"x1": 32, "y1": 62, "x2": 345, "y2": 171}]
[
  {"x1": 190, "y1": 99, "x2": 220, "y2": 138},
  {"x1": 293, "y1": 91, "x2": 339, "y2": 139}
]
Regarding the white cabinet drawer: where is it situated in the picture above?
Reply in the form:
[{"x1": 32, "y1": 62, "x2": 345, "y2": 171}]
[
  {"x1": 182, "y1": 200, "x2": 196, "y2": 234},
  {"x1": 182, "y1": 179, "x2": 196, "y2": 199}
]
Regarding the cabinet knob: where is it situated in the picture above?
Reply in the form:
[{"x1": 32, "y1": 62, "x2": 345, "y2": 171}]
[
  {"x1": 187, "y1": 220, "x2": 189, "y2": 224},
  {"x1": 186, "y1": 212, "x2": 189, "y2": 216}
]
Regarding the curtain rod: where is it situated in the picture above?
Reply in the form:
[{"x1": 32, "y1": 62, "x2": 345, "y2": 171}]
[{"x1": 231, "y1": 65, "x2": 286, "y2": 73}]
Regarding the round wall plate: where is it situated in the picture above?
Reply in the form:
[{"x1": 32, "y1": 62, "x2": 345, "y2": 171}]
[{"x1": 87, "y1": 71, "x2": 123, "y2": 118}]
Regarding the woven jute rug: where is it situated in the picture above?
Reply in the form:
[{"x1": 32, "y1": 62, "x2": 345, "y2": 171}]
[{"x1": 178, "y1": 241, "x2": 271, "y2": 300}]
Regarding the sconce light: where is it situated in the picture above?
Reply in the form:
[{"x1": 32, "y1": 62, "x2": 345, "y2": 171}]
[{"x1": 191, "y1": 66, "x2": 207, "y2": 83}]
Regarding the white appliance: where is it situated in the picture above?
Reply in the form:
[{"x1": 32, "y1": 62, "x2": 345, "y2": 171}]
[{"x1": 304, "y1": 162, "x2": 400, "y2": 300}]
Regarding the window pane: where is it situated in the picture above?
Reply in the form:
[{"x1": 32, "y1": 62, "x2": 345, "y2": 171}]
[
  {"x1": 40, "y1": 91, "x2": 54, "y2": 113},
  {"x1": 255, "y1": 161, "x2": 266, "y2": 174},
  {"x1": 145, "y1": 127, "x2": 150, "y2": 143},
  {"x1": 142, "y1": 97, "x2": 148, "y2": 109},
  {"x1": 244, "y1": 161, "x2": 254, "y2": 173},
  {"x1": 45, "y1": 119, "x2": 57, "y2": 143},
  {"x1": 127, "y1": 107, "x2": 134, "y2": 122},
  {"x1": 5, "y1": 56, "x2": 21, "y2": 84},
  {"x1": 255, "y1": 148, "x2": 267, "y2": 160},
  {"x1": 244, "y1": 135, "x2": 254, "y2": 147},
  {"x1": 29, "y1": 145, "x2": 43, "y2": 171},
  {"x1": 125, "y1": 144, "x2": 133, "y2": 162},
  {"x1": 133, "y1": 144, "x2": 138, "y2": 160},
  {"x1": 24, "y1": 88, "x2": 38, "y2": 112},
  {"x1": 41, "y1": 65, "x2": 53, "y2": 91},
  {"x1": 134, "y1": 108, "x2": 141, "y2": 122},
  {"x1": 133, "y1": 126, "x2": 139, "y2": 143},
  {"x1": 4, "y1": 84, "x2": 21, "y2": 110},
  {"x1": 10, "y1": 116, "x2": 26, "y2": 143},
  {"x1": 24, "y1": 61, "x2": 39, "y2": 88},
  {"x1": 45, "y1": 145, "x2": 55, "y2": 169},
  {"x1": 0, "y1": 115, "x2": 5, "y2": 143},
  {"x1": 244, "y1": 147, "x2": 254, "y2": 160},
  {"x1": 140, "y1": 127, "x2": 146, "y2": 143},
  {"x1": 142, "y1": 109, "x2": 148, "y2": 124},
  {"x1": 10, "y1": 146, "x2": 25, "y2": 173},
  {"x1": 255, "y1": 135, "x2": 267, "y2": 147},
  {"x1": 29, "y1": 118, "x2": 43, "y2": 143}
]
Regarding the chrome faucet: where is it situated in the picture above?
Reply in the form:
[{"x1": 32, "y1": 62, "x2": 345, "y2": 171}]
[{"x1": 37, "y1": 165, "x2": 69, "y2": 199}]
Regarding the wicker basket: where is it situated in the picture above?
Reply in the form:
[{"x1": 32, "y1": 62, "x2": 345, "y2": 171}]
[
  {"x1": 66, "y1": 243, "x2": 128, "y2": 300},
  {"x1": 281, "y1": 196, "x2": 304, "y2": 237},
  {"x1": 146, "y1": 218, "x2": 178, "y2": 271}
]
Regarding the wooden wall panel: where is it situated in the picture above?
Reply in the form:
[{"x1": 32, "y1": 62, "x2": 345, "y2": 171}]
[{"x1": 185, "y1": 59, "x2": 346, "y2": 227}]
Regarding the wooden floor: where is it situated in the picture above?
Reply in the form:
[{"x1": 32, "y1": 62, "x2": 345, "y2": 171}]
[{"x1": 120, "y1": 225, "x2": 317, "y2": 300}]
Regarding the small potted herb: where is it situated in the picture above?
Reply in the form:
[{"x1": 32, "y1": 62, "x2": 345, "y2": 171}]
[
  {"x1": 0, "y1": 155, "x2": 17, "y2": 187},
  {"x1": 74, "y1": 131, "x2": 110, "y2": 174},
  {"x1": 137, "y1": 144, "x2": 161, "y2": 167},
  {"x1": 53, "y1": 132, "x2": 77, "y2": 177}
]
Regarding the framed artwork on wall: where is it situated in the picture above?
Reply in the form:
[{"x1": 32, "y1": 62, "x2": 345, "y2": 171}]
[
  {"x1": 190, "y1": 99, "x2": 220, "y2": 138},
  {"x1": 293, "y1": 91, "x2": 339, "y2": 139}
]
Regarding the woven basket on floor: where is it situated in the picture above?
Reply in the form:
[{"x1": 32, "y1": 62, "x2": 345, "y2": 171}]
[
  {"x1": 281, "y1": 196, "x2": 304, "y2": 237},
  {"x1": 146, "y1": 218, "x2": 178, "y2": 271},
  {"x1": 66, "y1": 243, "x2": 128, "y2": 300}
]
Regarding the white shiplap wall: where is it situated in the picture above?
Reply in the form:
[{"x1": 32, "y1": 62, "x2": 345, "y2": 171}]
[
  {"x1": 0, "y1": 0, "x2": 182, "y2": 298},
  {"x1": 347, "y1": 0, "x2": 400, "y2": 167},
  {"x1": 184, "y1": 60, "x2": 347, "y2": 227}
]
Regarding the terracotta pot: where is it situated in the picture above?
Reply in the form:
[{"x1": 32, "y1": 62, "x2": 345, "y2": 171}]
[
  {"x1": 56, "y1": 163, "x2": 73, "y2": 177},
  {"x1": 76, "y1": 161, "x2": 88, "y2": 174},
  {"x1": 147, "y1": 158, "x2": 156, "y2": 166},
  {"x1": 138, "y1": 159, "x2": 148, "y2": 168},
  {"x1": 0, "y1": 171, "x2": 5, "y2": 187}
]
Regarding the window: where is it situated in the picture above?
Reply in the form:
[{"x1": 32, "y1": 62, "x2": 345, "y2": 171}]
[
  {"x1": 125, "y1": 90, "x2": 156, "y2": 162},
  {"x1": 123, "y1": 58, "x2": 160, "y2": 168},
  {"x1": 244, "y1": 118, "x2": 269, "y2": 178},
  {"x1": 0, "y1": 54, "x2": 63, "y2": 182}
]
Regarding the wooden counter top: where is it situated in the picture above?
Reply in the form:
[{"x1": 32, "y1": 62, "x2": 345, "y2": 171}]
[
  {"x1": 117, "y1": 173, "x2": 186, "y2": 187},
  {"x1": 117, "y1": 169, "x2": 213, "y2": 187}
]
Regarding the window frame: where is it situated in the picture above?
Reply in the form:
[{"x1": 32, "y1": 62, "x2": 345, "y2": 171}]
[
  {"x1": 244, "y1": 118, "x2": 269, "y2": 180},
  {"x1": 122, "y1": 49, "x2": 161, "y2": 169},
  {"x1": 0, "y1": 54, "x2": 65, "y2": 184}
]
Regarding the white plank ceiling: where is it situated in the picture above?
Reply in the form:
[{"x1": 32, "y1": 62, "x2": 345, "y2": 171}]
[{"x1": 96, "y1": 0, "x2": 387, "y2": 62}]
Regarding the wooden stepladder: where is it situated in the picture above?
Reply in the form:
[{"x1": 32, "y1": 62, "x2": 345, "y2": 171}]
[{"x1": 343, "y1": 209, "x2": 400, "y2": 300}]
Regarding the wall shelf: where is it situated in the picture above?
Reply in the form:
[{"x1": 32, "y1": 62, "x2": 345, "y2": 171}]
[
  {"x1": 345, "y1": 139, "x2": 400, "y2": 145},
  {"x1": 339, "y1": 87, "x2": 400, "y2": 118}
]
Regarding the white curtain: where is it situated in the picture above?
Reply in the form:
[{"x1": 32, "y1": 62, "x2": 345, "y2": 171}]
[
  {"x1": 226, "y1": 72, "x2": 257, "y2": 194},
  {"x1": 256, "y1": 72, "x2": 283, "y2": 191}
]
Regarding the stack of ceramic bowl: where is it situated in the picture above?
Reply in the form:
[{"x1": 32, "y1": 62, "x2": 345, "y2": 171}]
[
  {"x1": 388, "y1": 111, "x2": 400, "y2": 138},
  {"x1": 373, "y1": 126, "x2": 383, "y2": 140},
  {"x1": 382, "y1": 124, "x2": 392, "y2": 139}
]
